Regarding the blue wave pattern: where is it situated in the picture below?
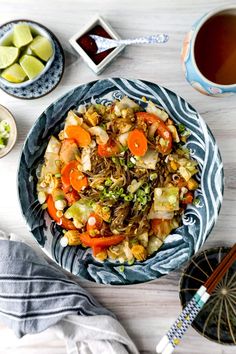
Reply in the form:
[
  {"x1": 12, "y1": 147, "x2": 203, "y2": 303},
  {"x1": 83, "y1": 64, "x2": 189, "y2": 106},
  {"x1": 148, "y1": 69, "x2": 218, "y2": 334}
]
[{"x1": 18, "y1": 78, "x2": 224, "y2": 285}]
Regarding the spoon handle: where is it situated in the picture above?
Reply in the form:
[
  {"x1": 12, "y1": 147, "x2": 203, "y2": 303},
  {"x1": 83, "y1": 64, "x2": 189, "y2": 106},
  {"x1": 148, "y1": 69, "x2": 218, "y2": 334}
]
[
  {"x1": 90, "y1": 34, "x2": 169, "y2": 53},
  {"x1": 114, "y1": 34, "x2": 169, "y2": 45}
]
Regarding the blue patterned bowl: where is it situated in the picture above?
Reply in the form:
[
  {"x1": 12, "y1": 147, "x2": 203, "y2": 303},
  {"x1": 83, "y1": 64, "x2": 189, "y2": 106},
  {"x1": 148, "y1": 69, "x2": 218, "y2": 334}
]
[{"x1": 18, "y1": 78, "x2": 224, "y2": 285}]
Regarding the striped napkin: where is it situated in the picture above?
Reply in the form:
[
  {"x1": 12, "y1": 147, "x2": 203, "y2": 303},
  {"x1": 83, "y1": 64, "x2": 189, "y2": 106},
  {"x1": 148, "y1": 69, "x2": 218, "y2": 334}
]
[{"x1": 0, "y1": 231, "x2": 139, "y2": 354}]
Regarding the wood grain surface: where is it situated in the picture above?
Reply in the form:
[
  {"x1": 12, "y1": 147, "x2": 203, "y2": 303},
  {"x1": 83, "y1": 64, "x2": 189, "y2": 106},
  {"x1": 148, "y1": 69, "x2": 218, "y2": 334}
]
[{"x1": 0, "y1": 0, "x2": 235, "y2": 353}]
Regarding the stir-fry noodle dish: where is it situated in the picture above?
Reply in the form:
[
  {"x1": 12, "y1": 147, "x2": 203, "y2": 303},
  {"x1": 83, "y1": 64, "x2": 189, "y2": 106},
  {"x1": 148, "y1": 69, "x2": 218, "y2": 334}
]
[{"x1": 37, "y1": 97, "x2": 199, "y2": 263}]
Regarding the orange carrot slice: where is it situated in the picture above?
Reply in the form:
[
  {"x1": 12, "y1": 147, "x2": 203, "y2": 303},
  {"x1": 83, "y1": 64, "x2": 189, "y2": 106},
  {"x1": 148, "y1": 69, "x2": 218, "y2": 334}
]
[
  {"x1": 127, "y1": 129, "x2": 148, "y2": 156},
  {"x1": 65, "y1": 125, "x2": 91, "y2": 147},
  {"x1": 97, "y1": 138, "x2": 121, "y2": 157},
  {"x1": 61, "y1": 160, "x2": 79, "y2": 193},
  {"x1": 65, "y1": 189, "x2": 80, "y2": 206},
  {"x1": 80, "y1": 232, "x2": 125, "y2": 248},
  {"x1": 136, "y1": 112, "x2": 172, "y2": 155},
  {"x1": 70, "y1": 169, "x2": 88, "y2": 192},
  {"x1": 47, "y1": 195, "x2": 76, "y2": 230},
  {"x1": 86, "y1": 213, "x2": 103, "y2": 236}
]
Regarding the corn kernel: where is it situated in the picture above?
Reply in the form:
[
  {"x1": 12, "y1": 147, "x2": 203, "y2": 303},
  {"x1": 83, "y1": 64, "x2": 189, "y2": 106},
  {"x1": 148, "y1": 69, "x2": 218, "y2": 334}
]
[
  {"x1": 131, "y1": 244, "x2": 147, "y2": 261},
  {"x1": 64, "y1": 230, "x2": 81, "y2": 246},
  {"x1": 187, "y1": 178, "x2": 198, "y2": 190},
  {"x1": 170, "y1": 160, "x2": 178, "y2": 171},
  {"x1": 95, "y1": 250, "x2": 108, "y2": 261}
]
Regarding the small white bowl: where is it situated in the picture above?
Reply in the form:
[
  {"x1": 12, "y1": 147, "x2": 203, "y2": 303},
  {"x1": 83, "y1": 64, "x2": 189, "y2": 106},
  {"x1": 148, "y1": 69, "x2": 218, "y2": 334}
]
[
  {"x1": 69, "y1": 15, "x2": 125, "y2": 74},
  {"x1": 0, "y1": 21, "x2": 55, "y2": 88},
  {"x1": 0, "y1": 104, "x2": 17, "y2": 158}
]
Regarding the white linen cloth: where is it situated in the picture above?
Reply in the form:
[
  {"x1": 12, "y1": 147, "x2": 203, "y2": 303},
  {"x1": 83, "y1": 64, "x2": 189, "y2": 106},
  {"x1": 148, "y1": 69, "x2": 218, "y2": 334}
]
[{"x1": 0, "y1": 230, "x2": 139, "y2": 354}]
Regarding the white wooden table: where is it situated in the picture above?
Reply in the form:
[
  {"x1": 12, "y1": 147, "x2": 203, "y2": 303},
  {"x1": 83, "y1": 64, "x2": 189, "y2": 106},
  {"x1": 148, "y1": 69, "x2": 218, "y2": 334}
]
[{"x1": 0, "y1": 0, "x2": 235, "y2": 353}]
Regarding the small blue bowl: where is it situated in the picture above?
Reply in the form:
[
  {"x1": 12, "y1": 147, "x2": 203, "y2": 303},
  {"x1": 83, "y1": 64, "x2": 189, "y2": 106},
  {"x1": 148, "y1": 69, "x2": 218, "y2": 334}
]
[
  {"x1": 18, "y1": 78, "x2": 224, "y2": 285},
  {"x1": 0, "y1": 20, "x2": 64, "y2": 99}
]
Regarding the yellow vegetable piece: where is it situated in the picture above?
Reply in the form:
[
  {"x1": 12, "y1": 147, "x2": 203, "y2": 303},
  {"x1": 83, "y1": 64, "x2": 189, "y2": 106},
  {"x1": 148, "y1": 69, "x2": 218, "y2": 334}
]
[
  {"x1": 187, "y1": 178, "x2": 198, "y2": 190},
  {"x1": 154, "y1": 187, "x2": 179, "y2": 211},
  {"x1": 64, "y1": 230, "x2": 81, "y2": 246},
  {"x1": 13, "y1": 23, "x2": 33, "y2": 48},
  {"x1": 30, "y1": 36, "x2": 53, "y2": 61},
  {"x1": 1, "y1": 63, "x2": 27, "y2": 83},
  {"x1": 19, "y1": 55, "x2": 44, "y2": 80},
  {"x1": 0, "y1": 46, "x2": 19, "y2": 69},
  {"x1": 131, "y1": 244, "x2": 147, "y2": 261}
]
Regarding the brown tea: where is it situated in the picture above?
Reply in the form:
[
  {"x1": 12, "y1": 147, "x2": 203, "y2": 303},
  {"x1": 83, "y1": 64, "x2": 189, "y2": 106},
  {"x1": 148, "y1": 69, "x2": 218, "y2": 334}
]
[{"x1": 194, "y1": 13, "x2": 236, "y2": 85}]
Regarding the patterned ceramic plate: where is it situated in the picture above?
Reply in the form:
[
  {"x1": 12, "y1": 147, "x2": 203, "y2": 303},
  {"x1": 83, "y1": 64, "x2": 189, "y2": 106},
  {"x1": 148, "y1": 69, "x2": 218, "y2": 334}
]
[
  {"x1": 180, "y1": 247, "x2": 236, "y2": 345},
  {"x1": 0, "y1": 20, "x2": 64, "y2": 99},
  {"x1": 18, "y1": 78, "x2": 224, "y2": 285}
]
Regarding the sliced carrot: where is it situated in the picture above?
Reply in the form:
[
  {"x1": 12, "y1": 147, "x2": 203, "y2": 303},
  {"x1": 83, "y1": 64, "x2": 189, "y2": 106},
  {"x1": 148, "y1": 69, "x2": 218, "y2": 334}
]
[
  {"x1": 136, "y1": 112, "x2": 172, "y2": 154},
  {"x1": 92, "y1": 245, "x2": 105, "y2": 256},
  {"x1": 181, "y1": 191, "x2": 193, "y2": 204},
  {"x1": 65, "y1": 125, "x2": 91, "y2": 147},
  {"x1": 151, "y1": 219, "x2": 163, "y2": 234},
  {"x1": 65, "y1": 189, "x2": 80, "y2": 206},
  {"x1": 176, "y1": 177, "x2": 187, "y2": 188},
  {"x1": 86, "y1": 213, "x2": 103, "y2": 236},
  {"x1": 127, "y1": 129, "x2": 148, "y2": 156},
  {"x1": 61, "y1": 160, "x2": 79, "y2": 193},
  {"x1": 80, "y1": 232, "x2": 125, "y2": 248},
  {"x1": 70, "y1": 169, "x2": 88, "y2": 192},
  {"x1": 97, "y1": 138, "x2": 121, "y2": 157},
  {"x1": 47, "y1": 195, "x2": 76, "y2": 230}
]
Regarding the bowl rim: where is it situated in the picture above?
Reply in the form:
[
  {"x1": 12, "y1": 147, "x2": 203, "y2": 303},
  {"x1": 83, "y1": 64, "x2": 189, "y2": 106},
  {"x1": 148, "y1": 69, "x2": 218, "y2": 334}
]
[
  {"x1": 0, "y1": 104, "x2": 17, "y2": 158},
  {"x1": 0, "y1": 19, "x2": 56, "y2": 88},
  {"x1": 190, "y1": 5, "x2": 236, "y2": 88},
  {"x1": 17, "y1": 78, "x2": 225, "y2": 285}
]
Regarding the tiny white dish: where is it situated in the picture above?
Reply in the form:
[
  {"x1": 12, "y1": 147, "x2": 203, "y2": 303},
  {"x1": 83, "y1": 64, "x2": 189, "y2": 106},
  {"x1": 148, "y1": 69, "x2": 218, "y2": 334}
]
[
  {"x1": 69, "y1": 15, "x2": 125, "y2": 74},
  {"x1": 0, "y1": 104, "x2": 17, "y2": 158},
  {"x1": 0, "y1": 20, "x2": 55, "y2": 88}
]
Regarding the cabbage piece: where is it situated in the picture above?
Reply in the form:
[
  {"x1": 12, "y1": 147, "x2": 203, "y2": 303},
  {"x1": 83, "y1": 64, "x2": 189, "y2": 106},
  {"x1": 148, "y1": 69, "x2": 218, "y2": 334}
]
[
  {"x1": 64, "y1": 110, "x2": 83, "y2": 128},
  {"x1": 167, "y1": 125, "x2": 180, "y2": 143},
  {"x1": 151, "y1": 218, "x2": 179, "y2": 241},
  {"x1": 64, "y1": 199, "x2": 93, "y2": 225},
  {"x1": 138, "y1": 232, "x2": 149, "y2": 247},
  {"x1": 81, "y1": 147, "x2": 91, "y2": 172},
  {"x1": 114, "y1": 96, "x2": 140, "y2": 116},
  {"x1": 107, "y1": 240, "x2": 130, "y2": 262},
  {"x1": 88, "y1": 126, "x2": 109, "y2": 144},
  {"x1": 146, "y1": 101, "x2": 168, "y2": 121},
  {"x1": 118, "y1": 132, "x2": 129, "y2": 146},
  {"x1": 43, "y1": 137, "x2": 61, "y2": 175},
  {"x1": 178, "y1": 158, "x2": 198, "y2": 181},
  {"x1": 136, "y1": 149, "x2": 159, "y2": 170},
  {"x1": 154, "y1": 187, "x2": 179, "y2": 211},
  {"x1": 45, "y1": 136, "x2": 61, "y2": 155},
  {"x1": 148, "y1": 205, "x2": 174, "y2": 220},
  {"x1": 77, "y1": 104, "x2": 86, "y2": 114},
  {"x1": 147, "y1": 236, "x2": 163, "y2": 255},
  {"x1": 43, "y1": 152, "x2": 60, "y2": 175}
]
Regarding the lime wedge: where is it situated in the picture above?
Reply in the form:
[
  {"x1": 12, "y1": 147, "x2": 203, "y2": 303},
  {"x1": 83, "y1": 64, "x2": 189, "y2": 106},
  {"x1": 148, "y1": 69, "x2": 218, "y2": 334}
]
[
  {"x1": 0, "y1": 46, "x2": 19, "y2": 69},
  {"x1": 19, "y1": 55, "x2": 44, "y2": 79},
  {"x1": 30, "y1": 36, "x2": 53, "y2": 61},
  {"x1": 1, "y1": 63, "x2": 27, "y2": 83},
  {"x1": 13, "y1": 23, "x2": 33, "y2": 48}
]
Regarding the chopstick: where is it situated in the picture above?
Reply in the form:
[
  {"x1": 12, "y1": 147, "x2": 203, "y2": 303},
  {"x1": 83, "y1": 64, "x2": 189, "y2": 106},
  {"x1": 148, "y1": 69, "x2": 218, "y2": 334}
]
[{"x1": 156, "y1": 244, "x2": 236, "y2": 354}]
